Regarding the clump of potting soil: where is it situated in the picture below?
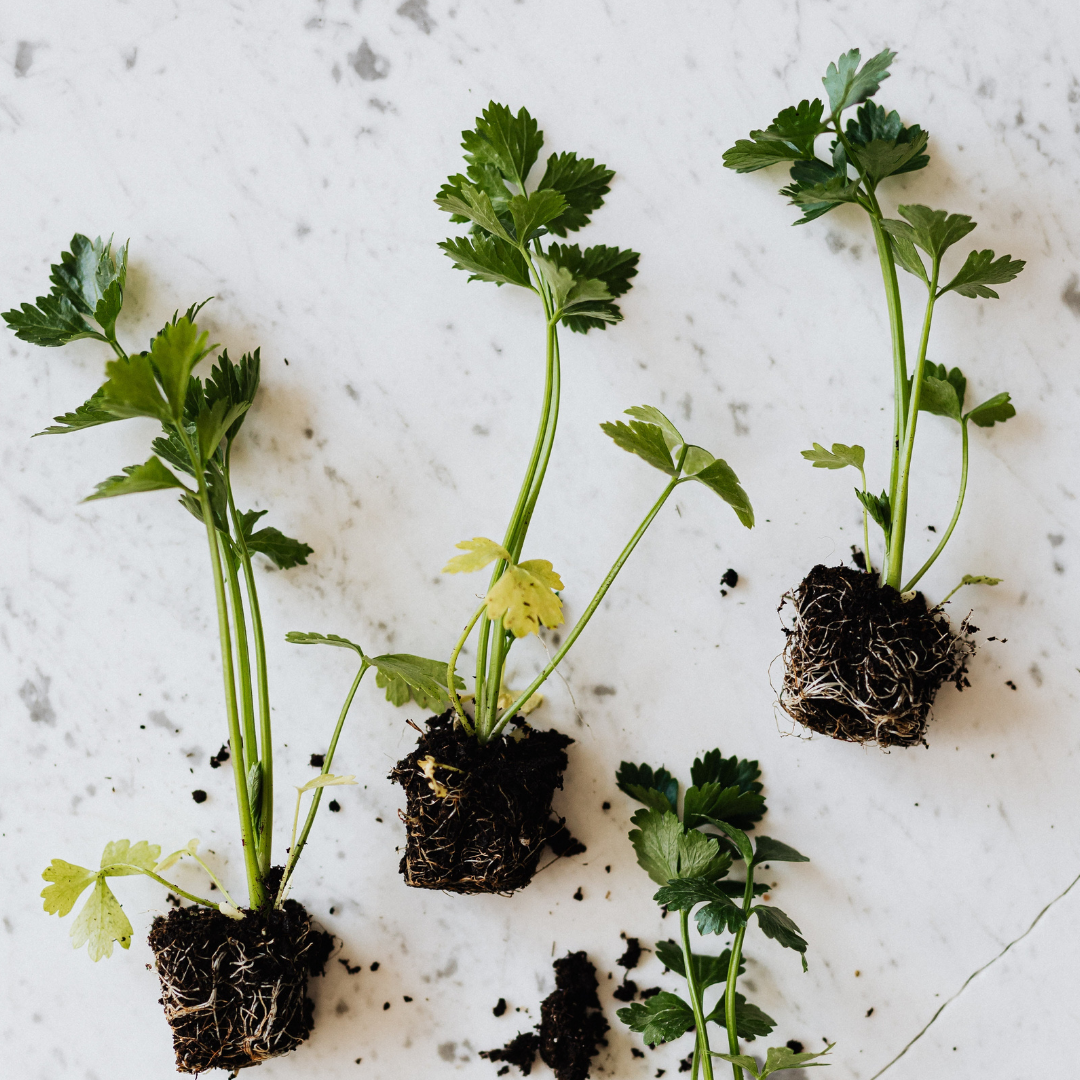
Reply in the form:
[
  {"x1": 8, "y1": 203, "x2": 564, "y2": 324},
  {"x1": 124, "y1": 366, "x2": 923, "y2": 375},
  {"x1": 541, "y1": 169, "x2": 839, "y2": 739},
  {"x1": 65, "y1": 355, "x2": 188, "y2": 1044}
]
[
  {"x1": 390, "y1": 711, "x2": 582, "y2": 894},
  {"x1": 148, "y1": 897, "x2": 332, "y2": 1074},
  {"x1": 482, "y1": 952, "x2": 608, "y2": 1080},
  {"x1": 779, "y1": 564, "x2": 974, "y2": 747}
]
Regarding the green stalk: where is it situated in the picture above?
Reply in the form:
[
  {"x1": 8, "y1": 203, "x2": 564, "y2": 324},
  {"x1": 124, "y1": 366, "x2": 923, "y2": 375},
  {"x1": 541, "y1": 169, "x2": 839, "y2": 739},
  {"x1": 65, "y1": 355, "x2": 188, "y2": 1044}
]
[
  {"x1": 491, "y1": 469, "x2": 683, "y2": 738},
  {"x1": 858, "y1": 463, "x2": 871, "y2": 574},
  {"x1": 221, "y1": 538, "x2": 258, "y2": 773},
  {"x1": 901, "y1": 419, "x2": 969, "y2": 594},
  {"x1": 723, "y1": 867, "x2": 757, "y2": 1079},
  {"x1": 680, "y1": 908, "x2": 715, "y2": 1080},
  {"x1": 276, "y1": 661, "x2": 368, "y2": 903},
  {"x1": 885, "y1": 259, "x2": 941, "y2": 589},
  {"x1": 447, "y1": 601, "x2": 485, "y2": 733},
  {"x1": 111, "y1": 865, "x2": 218, "y2": 909},
  {"x1": 225, "y1": 471, "x2": 275, "y2": 875},
  {"x1": 177, "y1": 427, "x2": 263, "y2": 909}
]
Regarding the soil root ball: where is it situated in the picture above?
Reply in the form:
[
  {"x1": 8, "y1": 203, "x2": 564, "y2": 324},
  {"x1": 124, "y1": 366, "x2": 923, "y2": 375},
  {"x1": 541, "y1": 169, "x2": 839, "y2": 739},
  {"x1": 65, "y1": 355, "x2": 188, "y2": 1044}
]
[
  {"x1": 148, "y1": 895, "x2": 332, "y2": 1074},
  {"x1": 390, "y1": 710, "x2": 584, "y2": 894},
  {"x1": 779, "y1": 563, "x2": 974, "y2": 747}
]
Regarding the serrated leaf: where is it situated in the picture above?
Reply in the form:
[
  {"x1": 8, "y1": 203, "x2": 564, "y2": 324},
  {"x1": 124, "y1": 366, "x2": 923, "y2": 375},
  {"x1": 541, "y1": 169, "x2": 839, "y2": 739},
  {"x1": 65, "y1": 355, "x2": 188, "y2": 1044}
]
[
  {"x1": 285, "y1": 630, "x2": 365, "y2": 656},
  {"x1": 438, "y1": 234, "x2": 533, "y2": 289},
  {"x1": 755, "y1": 1043, "x2": 835, "y2": 1076},
  {"x1": 196, "y1": 397, "x2": 250, "y2": 462},
  {"x1": 684, "y1": 784, "x2": 767, "y2": 832},
  {"x1": 444, "y1": 537, "x2": 513, "y2": 574},
  {"x1": 36, "y1": 387, "x2": 123, "y2": 436},
  {"x1": 100, "y1": 839, "x2": 160, "y2": 873},
  {"x1": 846, "y1": 101, "x2": 930, "y2": 176},
  {"x1": 623, "y1": 406, "x2": 683, "y2": 452},
  {"x1": 695, "y1": 897, "x2": 747, "y2": 936},
  {"x1": 545, "y1": 243, "x2": 638, "y2": 332},
  {"x1": 628, "y1": 807, "x2": 682, "y2": 886},
  {"x1": 536, "y1": 151, "x2": 614, "y2": 235},
  {"x1": 50, "y1": 234, "x2": 128, "y2": 317},
  {"x1": 723, "y1": 99, "x2": 827, "y2": 172},
  {"x1": 654, "y1": 939, "x2": 742, "y2": 991},
  {"x1": 918, "y1": 374, "x2": 962, "y2": 421},
  {"x1": 965, "y1": 391, "x2": 1015, "y2": 427},
  {"x1": 712, "y1": 1053, "x2": 763, "y2": 1077},
  {"x1": 617, "y1": 991, "x2": 695, "y2": 1046},
  {"x1": 822, "y1": 47, "x2": 895, "y2": 115},
  {"x1": 238, "y1": 509, "x2": 313, "y2": 570},
  {"x1": 101, "y1": 352, "x2": 171, "y2": 422},
  {"x1": 508, "y1": 189, "x2": 567, "y2": 242},
  {"x1": 751, "y1": 836, "x2": 809, "y2": 866},
  {"x1": 780, "y1": 157, "x2": 853, "y2": 225},
  {"x1": 372, "y1": 653, "x2": 463, "y2": 710},
  {"x1": 3, "y1": 292, "x2": 100, "y2": 347},
  {"x1": 940, "y1": 249, "x2": 1025, "y2": 299},
  {"x1": 677, "y1": 829, "x2": 733, "y2": 881},
  {"x1": 706, "y1": 992, "x2": 777, "y2": 1041},
  {"x1": 601, "y1": 419, "x2": 676, "y2": 475},
  {"x1": 800, "y1": 442, "x2": 865, "y2": 471},
  {"x1": 753, "y1": 905, "x2": 809, "y2": 959},
  {"x1": 655, "y1": 876, "x2": 735, "y2": 912},
  {"x1": 616, "y1": 762, "x2": 679, "y2": 813},
  {"x1": 692, "y1": 459, "x2": 755, "y2": 529},
  {"x1": 41, "y1": 860, "x2": 97, "y2": 917},
  {"x1": 297, "y1": 772, "x2": 357, "y2": 794},
  {"x1": 702, "y1": 817, "x2": 754, "y2": 864},
  {"x1": 923, "y1": 362, "x2": 967, "y2": 410},
  {"x1": 485, "y1": 560, "x2": 564, "y2": 637},
  {"x1": 856, "y1": 488, "x2": 892, "y2": 539},
  {"x1": 149, "y1": 317, "x2": 217, "y2": 420},
  {"x1": 882, "y1": 205, "x2": 977, "y2": 259},
  {"x1": 69, "y1": 876, "x2": 133, "y2": 961},
  {"x1": 461, "y1": 102, "x2": 544, "y2": 189},
  {"x1": 848, "y1": 130, "x2": 929, "y2": 183},
  {"x1": 889, "y1": 233, "x2": 929, "y2": 283},
  {"x1": 204, "y1": 347, "x2": 261, "y2": 442},
  {"x1": 959, "y1": 574, "x2": 1002, "y2": 588},
  {"x1": 436, "y1": 182, "x2": 515, "y2": 242},
  {"x1": 691, "y1": 750, "x2": 762, "y2": 793},
  {"x1": 85, "y1": 456, "x2": 189, "y2": 502}
]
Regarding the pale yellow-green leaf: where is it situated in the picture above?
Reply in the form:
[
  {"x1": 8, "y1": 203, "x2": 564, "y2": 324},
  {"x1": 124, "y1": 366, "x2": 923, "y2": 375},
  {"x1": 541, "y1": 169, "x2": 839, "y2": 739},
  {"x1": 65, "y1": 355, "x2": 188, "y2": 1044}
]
[
  {"x1": 516, "y1": 559, "x2": 564, "y2": 591},
  {"x1": 485, "y1": 563, "x2": 564, "y2": 638},
  {"x1": 100, "y1": 839, "x2": 160, "y2": 875},
  {"x1": 297, "y1": 773, "x2": 358, "y2": 794},
  {"x1": 156, "y1": 839, "x2": 199, "y2": 873},
  {"x1": 443, "y1": 537, "x2": 513, "y2": 574},
  {"x1": 41, "y1": 859, "x2": 97, "y2": 917},
  {"x1": 70, "y1": 877, "x2": 132, "y2": 961}
]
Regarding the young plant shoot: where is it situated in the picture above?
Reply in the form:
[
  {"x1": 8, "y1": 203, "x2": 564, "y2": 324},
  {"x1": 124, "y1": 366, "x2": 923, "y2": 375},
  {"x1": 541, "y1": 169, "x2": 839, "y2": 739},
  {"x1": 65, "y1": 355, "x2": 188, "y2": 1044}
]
[
  {"x1": 381, "y1": 103, "x2": 753, "y2": 894},
  {"x1": 616, "y1": 754, "x2": 830, "y2": 1080},
  {"x1": 724, "y1": 49, "x2": 1024, "y2": 746},
  {"x1": 6, "y1": 235, "x2": 345, "y2": 1072}
]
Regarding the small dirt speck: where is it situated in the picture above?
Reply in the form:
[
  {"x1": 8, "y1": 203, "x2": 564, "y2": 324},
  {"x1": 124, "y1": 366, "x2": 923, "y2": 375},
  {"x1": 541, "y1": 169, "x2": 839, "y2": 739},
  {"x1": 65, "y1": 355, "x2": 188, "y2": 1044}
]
[
  {"x1": 1006, "y1": 679, "x2": 1017, "y2": 690},
  {"x1": 631, "y1": 1048, "x2": 646, "y2": 1058},
  {"x1": 494, "y1": 997, "x2": 507, "y2": 1017},
  {"x1": 786, "y1": 1040, "x2": 804, "y2": 1054},
  {"x1": 191, "y1": 790, "x2": 207, "y2": 804},
  {"x1": 602, "y1": 801, "x2": 611, "y2": 811},
  {"x1": 310, "y1": 753, "x2": 324, "y2": 767},
  {"x1": 329, "y1": 800, "x2": 341, "y2": 812},
  {"x1": 573, "y1": 887, "x2": 584, "y2": 901},
  {"x1": 370, "y1": 961, "x2": 380, "y2": 971},
  {"x1": 382, "y1": 1001, "x2": 390, "y2": 1010}
]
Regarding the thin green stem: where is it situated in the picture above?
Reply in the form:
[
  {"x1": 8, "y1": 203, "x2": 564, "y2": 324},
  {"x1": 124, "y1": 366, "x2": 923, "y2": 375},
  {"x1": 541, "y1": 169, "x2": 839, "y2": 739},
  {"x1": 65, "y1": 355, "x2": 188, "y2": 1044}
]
[
  {"x1": 680, "y1": 908, "x2": 715, "y2": 1080},
  {"x1": 185, "y1": 851, "x2": 239, "y2": 908},
  {"x1": 225, "y1": 470, "x2": 274, "y2": 875},
  {"x1": 858, "y1": 465, "x2": 871, "y2": 574},
  {"x1": 109, "y1": 865, "x2": 219, "y2": 909},
  {"x1": 447, "y1": 602, "x2": 485, "y2": 733},
  {"x1": 491, "y1": 470, "x2": 683, "y2": 738},
  {"x1": 177, "y1": 427, "x2": 263, "y2": 909},
  {"x1": 886, "y1": 258, "x2": 940, "y2": 589},
  {"x1": 901, "y1": 419, "x2": 969, "y2": 594},
  {"x1": 276, "y1": 661, "x2": 368, "y2": 903},
  {"x1": 221, "y1": 538, "x2": 257, "y2": 773},
  {"x1": 723, "y1": 866, "x2": 757, "y2": 1079}
]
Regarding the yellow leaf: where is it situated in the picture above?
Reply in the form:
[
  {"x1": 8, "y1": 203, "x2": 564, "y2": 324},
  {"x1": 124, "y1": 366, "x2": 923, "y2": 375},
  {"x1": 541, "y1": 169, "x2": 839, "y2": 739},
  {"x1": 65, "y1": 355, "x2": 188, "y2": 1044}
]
[
  {"x1": 297, "y1": 773, "x2": 357, "y2": 794},
  {"x1": 485, "y1": 563, "x2": 564, "y2": 638},
  {"x1": 517, "y1": 559, "x2": 564, "y2": 591},
  {"x1": 443, "y1": 537, "x2": 513, "y2": 574}
]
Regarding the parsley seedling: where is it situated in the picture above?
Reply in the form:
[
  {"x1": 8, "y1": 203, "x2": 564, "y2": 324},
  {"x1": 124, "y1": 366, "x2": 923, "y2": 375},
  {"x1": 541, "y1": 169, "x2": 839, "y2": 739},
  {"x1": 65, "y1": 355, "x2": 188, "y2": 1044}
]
[
  {"x1": 6, "y1": 236, "x2": 356, "y2": 959},
  {"x1": 616, "y1": 754, "x2": 830, "y2": 1080}
]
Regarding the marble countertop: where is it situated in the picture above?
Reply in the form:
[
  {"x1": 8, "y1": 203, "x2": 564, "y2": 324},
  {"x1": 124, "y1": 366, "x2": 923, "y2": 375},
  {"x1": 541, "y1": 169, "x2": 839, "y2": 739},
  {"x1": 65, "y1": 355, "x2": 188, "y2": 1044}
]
[{"x1": 3, "y1": 2, "x2": 1079, "y2": 1078}]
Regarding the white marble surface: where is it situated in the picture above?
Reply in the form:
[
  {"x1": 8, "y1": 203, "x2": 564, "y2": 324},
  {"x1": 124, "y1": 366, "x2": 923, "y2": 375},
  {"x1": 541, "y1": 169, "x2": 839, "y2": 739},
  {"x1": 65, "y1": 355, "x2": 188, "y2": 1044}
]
[{"x1": 2, "y1": 2, "x2": 1080, "y2": 1077}]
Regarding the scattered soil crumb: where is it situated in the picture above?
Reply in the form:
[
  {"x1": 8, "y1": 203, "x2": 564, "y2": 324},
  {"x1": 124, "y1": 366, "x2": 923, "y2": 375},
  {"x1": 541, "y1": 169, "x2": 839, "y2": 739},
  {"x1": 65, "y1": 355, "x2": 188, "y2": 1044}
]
[
  {"x1": 786, "y1": 1040, "x2": 804, "y2": 1053},
  {"x1": 612, "y1": 980, "x2": 637, "y2": 1002},
  {"x1": 494, "y1": 998, "x2": 508, "y2": 1017},
  {"x1": 481, "y1": 1031, "x2": 541, "y2": 1075},
  {"x1": 639, "y1": 987, "x2": 661, "y2": 999},
  {"x1": 191, "y1": 790, "x2": 207, "y2": 804},
  {"x1": 617, "y1": 937, "x2": 642, "y2": 970},
  {"x1": 310, "y1": 753, "x2": 325, "y2": 767},
  {"x1": 339, "y1": 959, "x2": 362, "y2": 975},
  {"x1": 720, "y1": 568, "x2": 739, "y2": 595},
  {"x1": 370, "y1": 962, "x2": 380, "y2": 971},
  {"x1": 679, "y1": 1054, "x2": 693, "y2": 1072},
  {"x1": 1006, "y1": 680, "x2": 1017, "y2": 690},
  {"x1": 573, "y1": 887, "x2": 584, "y2": 901},
  {"x1": 601, "y1": 801, "x2": 611, "y2": 811},
  {"x1": 328, "y1": 800, "x2": 341, "y2": 812},
  {"x1": 631, "y1": 1048, "x2": 646, "y2": 1058},
  {"x1": 209, "y1": 744, "x2": 230, "y2": 769}
]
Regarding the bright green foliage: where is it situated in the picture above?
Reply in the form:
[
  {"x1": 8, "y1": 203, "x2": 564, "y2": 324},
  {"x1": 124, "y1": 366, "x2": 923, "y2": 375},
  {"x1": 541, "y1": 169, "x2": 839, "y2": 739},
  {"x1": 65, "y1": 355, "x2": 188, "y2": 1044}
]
[
  {"x1": 438, "y1": 234, "x2": 533, "y2": 288},
  {"x1": 237, "y1": 509, "x2": 313, "y2": 569},
  {"x1": 85, "y1": 456, "x2": 190, "y2": 501},
  {"x1": 617, "y1": 751, "x2": 816, "y2": 1077},
  {"x1": 536, "y1": 152, "x2": 615, "y2": 236},
  {"x1": 36, "y1": 387, "x2": 122, "y2": 435},
  {"x1": 725, "y1": 48, "x2": 1023, "y2": 596},
  {"x1": 714, "y1": 1043, "x2": 834, "y2": 1078},
  {"x1": 101, "y1": 352, "x2": 171, "y2": 422},
  {"x1": 461, "y1": 102, "x2": 544, "y2": 189}
]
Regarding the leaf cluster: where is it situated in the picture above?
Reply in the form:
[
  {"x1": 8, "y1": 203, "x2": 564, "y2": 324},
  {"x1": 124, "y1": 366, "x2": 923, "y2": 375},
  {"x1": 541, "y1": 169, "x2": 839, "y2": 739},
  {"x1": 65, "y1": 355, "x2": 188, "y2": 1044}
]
[
  {"x1": 600, "y1": 405, "x2": 754, "y2": 527},
  {"x1": 436, "y1": 102, "x2": 638, "y2": 332}
]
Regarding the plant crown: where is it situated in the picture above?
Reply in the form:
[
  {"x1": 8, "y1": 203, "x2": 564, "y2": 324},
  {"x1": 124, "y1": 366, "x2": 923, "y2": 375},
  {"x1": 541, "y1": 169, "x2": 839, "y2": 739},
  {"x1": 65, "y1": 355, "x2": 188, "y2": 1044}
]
[
  {"x1": 616, "y1": 752, "x2": 830, "y2": 1080},
  {"x1": 724, "y1": 49, "x2": 1023, "y2": 597}
]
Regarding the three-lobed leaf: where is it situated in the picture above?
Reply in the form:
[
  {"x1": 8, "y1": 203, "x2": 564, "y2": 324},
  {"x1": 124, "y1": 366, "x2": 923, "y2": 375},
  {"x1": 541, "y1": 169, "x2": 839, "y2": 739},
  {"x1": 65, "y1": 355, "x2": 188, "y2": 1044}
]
[
  {"x1": 628, "y1": 808, "x2": 683, "y2": 886},
  {"x1": 508, "y1": 189, "x2": 568, "y2": 243},
  {"x1": 801, "y1": 442, "x2": 865, "y2": 472},
  {"x1": 722, "y1": 99, "x2": 828, "y2": 173},
  {"x1": 751, "y1": 836, "x2": 809, "y2": 867},
  {"x1": 461, "y1": 102, "x2": 544, "y2": 189},
  {"x1": 617, "y1": 992, "x2": 695, "y2": 1046},
  {"x1": 940, "y1": 249, "x2": 1025, "y2": 299},
  {"x1": 371, "y1": 653, "x2": 463, "y2": 709},
  {"x1": 616, "y1": 761, "x2": 679, "y2": 813},
  {"x1": 101, "y1": 352, "x2": 171, "y2": 422},
  {"x1": 444, "y1": 536, "x2": 513, "y2": 574},
  {"x1": 69, "y1": 877, "x2": 133, "y2": 962},
  {"x1": 544, "y1": 243, "x2": 638, "y2": 332},
  {"x1": 822, "y1": 47, "x2": 896, "y2": 115},
  {"x1": 483, "y1": 559, "x2": 564, "y2": 638},
  {"x1": 965, "y1": 391, "x2": 1015, "y2": 427},
  {"x1": 705, "y1": 992, "x2": 777, "y2": 1040},
  {"x1": 713, "y1": 1043, "x2": 833, "y2": 1078},
  {"x1": 536, "y1": 152, "x2": 614, "y2": 235},
  {"x1": 684, "y1": 783, "x2": 767, "y2": 832},
  {"x1": 881, "y1": 204, "x2": 976, "y2": 258},
  {"x1": 438, "y1": 234, "x2": 533, "y2": 289}
]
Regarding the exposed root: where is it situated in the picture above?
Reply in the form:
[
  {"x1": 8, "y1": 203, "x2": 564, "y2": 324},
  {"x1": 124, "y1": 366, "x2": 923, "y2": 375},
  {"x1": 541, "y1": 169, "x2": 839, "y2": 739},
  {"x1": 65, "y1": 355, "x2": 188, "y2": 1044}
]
[
  {"x1": 148, "y1": 894, "x2": 331, "y2": 1074},
  {"x1": 778, "y1": 564, "x2": 974, "y2": 747},
  {"x1": 390, "y1": 710, "x2": 584, "y2": 894}
]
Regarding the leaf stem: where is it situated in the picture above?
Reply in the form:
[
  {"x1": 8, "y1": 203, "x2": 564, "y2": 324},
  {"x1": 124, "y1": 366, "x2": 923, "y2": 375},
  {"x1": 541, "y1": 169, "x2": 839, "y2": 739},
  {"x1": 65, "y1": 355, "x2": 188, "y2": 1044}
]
[
  {"x1": 901, "y1": 419, "x2": 969, "y2": 594},
  {"x1": 886, "y1": 257, "x2": 941, "y2": 589},
  {"x1": 276, "y1": 661, "x2": 368, "y2": 904},
  {"x1": 680, "y1": 908, "x2": 715, "y2": 1080},
  {"x1": 858, "y1": 464, "x2": 871, "y2": 573},
  {"x1": 108, "y1": 864, "x2": 218, "y2": 909},
  {"x1": 723, "y1": 866, "x2": 757, "y2": 1080},
  {"x1": 221, "y1": 537, "x2": 258, "y2": 774},
  {"x1": 447, "y1": 602, "x2": 485, "y2": 734},
  {"x1": 490, "y1": 469, "x2": 682, "y2": 738}
]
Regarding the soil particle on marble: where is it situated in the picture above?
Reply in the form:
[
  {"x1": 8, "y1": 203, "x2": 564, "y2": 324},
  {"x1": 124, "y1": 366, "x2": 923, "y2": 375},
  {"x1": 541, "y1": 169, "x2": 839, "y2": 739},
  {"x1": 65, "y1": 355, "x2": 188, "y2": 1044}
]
[
  {"x1": 779, "y1": 563, "x2": 974, "y2": 747},
  {"x1": 617, "y1": 936, "x2": 642, "y2": 970},
  {"x1": 209, "y1": 744, "x2": 230, "y2": 769},
  {"x1": 679, "y1": 1054, "x2": 694, "y2": 1072},
  {"x1": 328, "y1": 799, "x2": 341, "y2": 812},
  {"x1": 720, "y1": 568, "x2": 739, "y2": 595},
  {"x1": 191, "y1": 789, "x2": 207, "y2": 803},
  {"x1": 147, "y1": 890, "x2": 331, "y2": 1073},
  {"x1": 481, "y1": 1031, "x2": 541, "y2": 1075},
  {"x1": 309, "y1": 753, "x2": 325, "y2": 767},
  {"x1": 390, "y1": 710, "x2": 583, "y2": 893},
  {"x1": 612, "y1": 979, "x2": 638, "y2": 1001},
  {"x1": 786, "y1": 1040, "x2": 804, "y2": 1053},
  {"x1": 494, "y1": 997, "x2": 508, "y2": 1017},
  {"x1": 639, "y1": 987, "x2": 661, "y2": 999}
]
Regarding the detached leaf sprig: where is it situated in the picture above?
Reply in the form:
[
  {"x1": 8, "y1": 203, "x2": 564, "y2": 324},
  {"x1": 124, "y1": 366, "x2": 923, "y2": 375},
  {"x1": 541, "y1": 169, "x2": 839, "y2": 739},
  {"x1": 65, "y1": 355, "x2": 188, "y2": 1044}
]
[
  {"x1": 615, "y1": 753, "x2": 829, "y2": 1080},
  {"x1": 725, "y1": 49, "x2": 1023, "y2": 598}
]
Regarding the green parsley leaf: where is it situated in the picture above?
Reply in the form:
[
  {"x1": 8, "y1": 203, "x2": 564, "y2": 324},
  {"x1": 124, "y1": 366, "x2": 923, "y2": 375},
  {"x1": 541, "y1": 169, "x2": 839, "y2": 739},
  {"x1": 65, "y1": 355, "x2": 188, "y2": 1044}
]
[
  {"x1": 754, "y1": 1043, "x2": 835, "y2": 1076},
  {"x1": 711, "y1": 1053, "x2": 764, "y2": 1078},
  {"x1": 69, "y1": 876, "x2": 133, "y2": 961},
  {"x1": 438, "y1": 234, "x2": 532, "y2": 289},
  {"x1": 965, "y1": 392, "x2": 1015, "y2": 427},
  {"x1": 723, "y1": 99, "x2": 828, "y2": 173},
  {"x1": 99, "y1": 839, "x2": 160, "y2": 873},
  {"x1": 616, "y1": 761, "x2": 679, "y2": 813},
  {"x1": 204, "y1": 348, "x2": 260, "y2": 442},
  {"x1": 939, "y1": 249, "x2": 1026, "y2": 299},
  {"x1": 690, "y1": 751, "x2": 765, "y2": 829},
  {"x1": 41, "y1": 859, "x2": 97, "y2": 917},
  {"x1": 285, "y1": 631, "x2": 365, "y2": 655},
  {"x1": 508, "y1": 189, "x2": 568, "y2": 243},
  {"x1": 822, "y1": 48, "x2": 896, "y2": 115},
  {"x1": 780, "y1": 153, "x2": 860, "y2": 224},
  {"x1": 35, "y1": 387, "x2": 123, "y2": 436},
  {"x1": 753, "y1": 905, "x2": 809, "y2": 962},
  {"x1": 435, "y1": 182, "x2": 514, "y2": 242},
  {"x1": 149, "y1": 317, "x2": 218, "y2": 420},
  {"x1": 101, "y1": 352, "x2": 171, "y2": 422},
  {"x1": 677, "y1": 829, "x2": 734, "y2": 881},
  {"x1": 959, "y1": 574, "x2": 1002, "y2": 588},
  {"x1": 684, "y1": 784, "x2": 767, "y2": 831},
  {"x1": 924, "y1": 362, "x2": 967, "y2": 410},
  {"x1": 848, "y1": 129, "x2": 929, "y2": 184},
  {"x1": 846, "y1": 101, "x2": 930, "y2": 175},
  {"x1": 238, "y1": 509, "x2": 313, "y2": 569},
  {"x1": 705, "y1": 991, "x2": 777, "y2": 1040},
  {"x1": 461, "y1": 102, "x2": 544, "y2": 190},
  {"x1": 628, "y1": 807, "x2": 683, "y2": 886},
  {"x1": 624, "y1": 405, "x2": 684, "y2": 452},
  {"x1": 371, "y1": 653, "x2": 463, "y2": 710},
  {"x1": 889, "y1": 232, "x2": 929, "y2": 283},
  {"x1": 84, "y1": 456, "x2": 190, "y2": 501},
  {"x1": 655, "y1": 878, "x2": 742, "y2": 928},
  {"x1": 617, "y1": 991, "x2": 695, "y2": 1046},
  {"x1": 701, "y1": 817, "x2": 754, "y2": 864},
  {"x1": 681, "y1": 449, "x2": 756, "y2": 528},
  {"x1": 3, "y1": 291, "x2": 99, "y2": 347},
  {"x1": 536, "y1": 152, "x2": 614, "y2": 235},
  {"x1": 881, "y1": 205, "x2": 977, "y2": 258},
  {"x1": 545, "y1": 243, "x2": 639, "y2": 332},
  {"x1": 654, "y1": 940, "x2": 742, "y2": 991},
  {"x1": 856, "y1": 488, "x2": 892, "y2": 540},
  {"x1": 600, "y1": 418, "x2": 676, "y2": 474},
  {"x1": 801, "y1": 442, "x2": 866, "y2": 471},
  {"x1": 196, "y1": 397, "x2": 250, "y2": 463},
  {"x1": 751, "y1": 836, "x2": 809, "y2": 866},
  {"x1": 919, "y1": 374, "x2": 962, "y2": 422}
]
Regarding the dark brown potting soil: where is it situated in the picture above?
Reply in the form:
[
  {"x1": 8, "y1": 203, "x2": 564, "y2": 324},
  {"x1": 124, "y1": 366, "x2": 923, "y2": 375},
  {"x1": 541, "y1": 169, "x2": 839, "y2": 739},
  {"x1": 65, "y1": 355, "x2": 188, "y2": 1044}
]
[
  {"x1": 389, "y1": 710, "x2": 583, "y2": 894},
  {"x1": 148, "y1": 894, "x2": 332, "y2": 1074},
  {"x1": 779, "y1": 564, "x2": 974, "y2": 747}
]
